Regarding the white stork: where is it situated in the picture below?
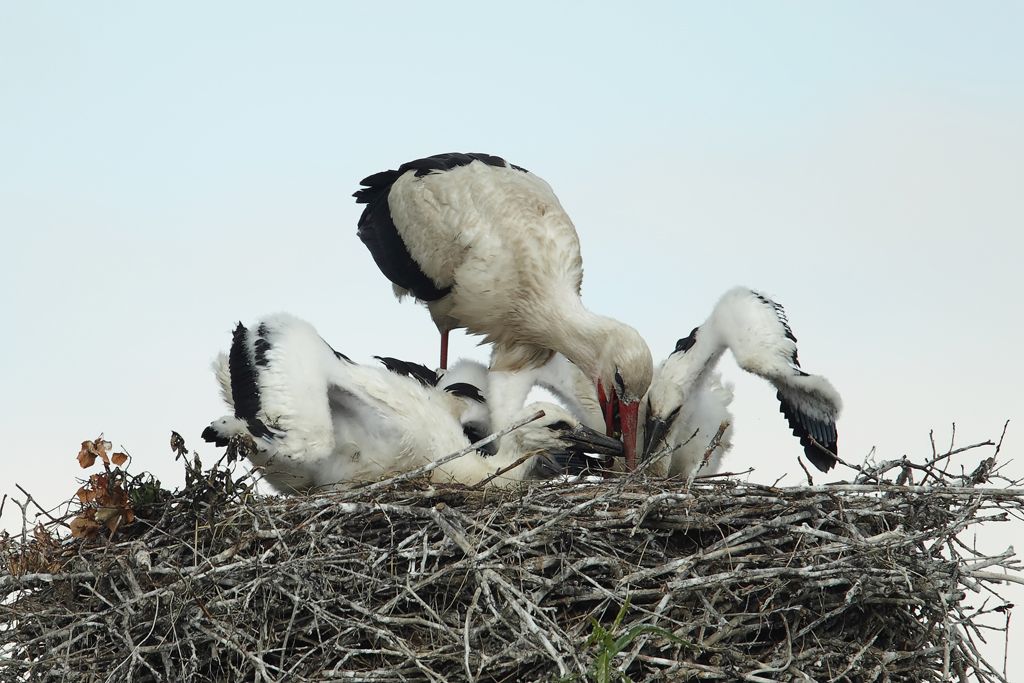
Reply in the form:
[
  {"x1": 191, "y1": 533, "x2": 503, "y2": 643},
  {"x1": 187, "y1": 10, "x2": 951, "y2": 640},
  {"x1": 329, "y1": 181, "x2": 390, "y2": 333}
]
[
  {"x1": 353, "y1": 152, "x2": 653, "y2": 468},
  {"x1": 202, "y1": 313, "x2": 623, "y2": 493},
  {"x1": 642, "y1": 287, "x2": 842, "y2": 475}
]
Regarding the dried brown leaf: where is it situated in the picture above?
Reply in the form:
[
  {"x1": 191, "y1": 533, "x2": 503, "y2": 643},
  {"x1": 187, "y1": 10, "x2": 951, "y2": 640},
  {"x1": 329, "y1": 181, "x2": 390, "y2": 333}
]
[
  {"x1": 93, "y1": 436, "x2": 111, "y2": 465},
  {"x1": 69, "y1": 513, "x2": 99, "y2": 539},
  {"x1": 76, "y1": 485, "x2": 98, "y2": 504},
  {"x1": 77, "y1": 441, "x2": 98, "y2": 469},
  {"x1": 170, "y1": 431, "x2": 187, "y2": 458},
  {"x1": 111, "y1": 451, "x2": 128, "y2": 466}
]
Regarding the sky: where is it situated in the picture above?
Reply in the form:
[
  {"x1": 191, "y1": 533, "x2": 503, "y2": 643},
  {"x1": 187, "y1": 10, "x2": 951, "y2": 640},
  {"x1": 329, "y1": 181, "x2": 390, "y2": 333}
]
[{"x1": 2, "y1": 1, "x2": 1022, "y2": 675}]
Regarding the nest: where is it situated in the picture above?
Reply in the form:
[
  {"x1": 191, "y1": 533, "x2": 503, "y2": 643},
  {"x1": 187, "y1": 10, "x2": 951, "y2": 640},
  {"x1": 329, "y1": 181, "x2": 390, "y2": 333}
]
[{"x1": 1, "y1": 428, "x2": 1021, "y2": 682}]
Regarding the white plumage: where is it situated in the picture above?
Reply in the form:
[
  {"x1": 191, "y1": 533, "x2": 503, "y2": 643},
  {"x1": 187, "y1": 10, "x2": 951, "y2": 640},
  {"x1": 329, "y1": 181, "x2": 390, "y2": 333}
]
[
  {"x1": 355, "y1": 153, "x2": 652, "y2": 468},
  {"x1": 642, "y1": 287, "x2": 842, "y2": 476},
  {"x1": 642, "y1": 376, "x2": 735, "y2": 480},
  {"x1": 202, "y1": 314, "x2": 623, "y2": 493},
  {"x1": 438, "y1": 353, "x2": 605, "y2": 433}
]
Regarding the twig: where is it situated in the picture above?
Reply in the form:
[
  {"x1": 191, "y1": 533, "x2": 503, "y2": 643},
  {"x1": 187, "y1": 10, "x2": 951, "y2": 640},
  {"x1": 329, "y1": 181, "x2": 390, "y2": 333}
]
[
  {"x1": 14, "y1": 483, "x2": 70, "y2": 529},
  {"x1": 336, "y1": 410, "x2": 545, "y2": 499}
]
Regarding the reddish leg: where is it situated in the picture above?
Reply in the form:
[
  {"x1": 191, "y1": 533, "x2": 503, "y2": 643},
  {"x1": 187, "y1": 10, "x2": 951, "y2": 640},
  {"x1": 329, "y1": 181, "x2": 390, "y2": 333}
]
[{"x1": 439, "y1": 329, "x2": 449, "y2": 370}]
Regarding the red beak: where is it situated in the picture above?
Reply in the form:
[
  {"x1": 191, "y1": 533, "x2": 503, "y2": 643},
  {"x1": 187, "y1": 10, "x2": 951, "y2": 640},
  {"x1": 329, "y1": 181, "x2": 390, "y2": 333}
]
[
  {"x1": 597, "y1": 381, "x2": 616, "y2": 436},
  {"x1": 618, "y1": 399, "x2": 640, "y2": 471}
]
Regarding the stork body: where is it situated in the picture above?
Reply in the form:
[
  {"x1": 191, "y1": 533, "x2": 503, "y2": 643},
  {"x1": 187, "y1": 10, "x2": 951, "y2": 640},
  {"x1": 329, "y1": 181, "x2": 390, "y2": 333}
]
[
  {"x1": 643, "y1": 287, "x2": 841, "y2": 473},
  {"x1": 642, "y1": 374, "x2": 735, "y2": 479},
  {"x1": 354, "y1": 153, "x2": 652, "y2": 467},
  {"x1": 203, "y1": 314, "x2": 622, "y2": 492}
]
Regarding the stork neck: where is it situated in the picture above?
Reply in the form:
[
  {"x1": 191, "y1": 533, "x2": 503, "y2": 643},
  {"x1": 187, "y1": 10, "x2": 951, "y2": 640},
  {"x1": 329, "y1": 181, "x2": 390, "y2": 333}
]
[
  {"x1": 543, "y1": 297, "x2": 616, "y2": 381},
  {"x1": 667, "y1": 326, "x2": 727, "y2": 393}
]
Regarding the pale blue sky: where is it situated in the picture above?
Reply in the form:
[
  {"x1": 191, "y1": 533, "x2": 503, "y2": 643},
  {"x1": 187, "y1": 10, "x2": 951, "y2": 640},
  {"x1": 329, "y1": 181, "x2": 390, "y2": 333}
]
[{"x1": 3, "y1": 1, "x2": 1023, "y2": 671}]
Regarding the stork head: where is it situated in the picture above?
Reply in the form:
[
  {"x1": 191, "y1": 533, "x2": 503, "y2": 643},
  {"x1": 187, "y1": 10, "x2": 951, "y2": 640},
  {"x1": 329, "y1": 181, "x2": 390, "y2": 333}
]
[
  {"x1": 642, "y1": 327, "x2": 699, "y2": 459},
  {"x1": 507, "y1": 403, "x2": 625, "y2": 477},
  {"x1": 595, "y1": 324, "x2": 654, "y2": 470},
  {"x1": 436, "y1": 358, "x2": 495, "y2": 453}
]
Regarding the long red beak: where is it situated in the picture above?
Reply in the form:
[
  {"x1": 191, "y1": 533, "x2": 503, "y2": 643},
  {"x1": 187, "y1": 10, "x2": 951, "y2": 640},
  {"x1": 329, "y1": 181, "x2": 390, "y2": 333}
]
[
  {"x1": 619, "y1": 399, "x2": 640, "y2": 471},
  {"x1": 597, "y1": 381, "x2": 616, "y2": 436}
]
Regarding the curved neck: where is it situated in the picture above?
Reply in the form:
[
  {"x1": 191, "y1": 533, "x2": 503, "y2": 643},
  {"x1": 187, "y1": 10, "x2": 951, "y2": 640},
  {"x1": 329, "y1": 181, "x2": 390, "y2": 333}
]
[
  {"x1": 662, "y1": 326, "x2": 727, "y2": 396},
  {"x1": 538, "y1": 295, "x2": 614, "y2": 381}
]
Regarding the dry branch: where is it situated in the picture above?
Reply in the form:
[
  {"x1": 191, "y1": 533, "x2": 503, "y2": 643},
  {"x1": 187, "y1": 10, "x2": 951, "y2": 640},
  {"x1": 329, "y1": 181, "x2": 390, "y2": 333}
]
[{"x1": 1, "y1": 429, "x2": 1020, "y2": 682}]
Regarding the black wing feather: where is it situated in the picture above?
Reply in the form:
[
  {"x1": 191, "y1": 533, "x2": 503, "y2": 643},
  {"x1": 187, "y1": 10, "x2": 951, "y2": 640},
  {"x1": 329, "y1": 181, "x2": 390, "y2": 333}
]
[
  {"x1": 375, "y1": 356, "x2": 438, "y2": 386},
  {"x1": 228, "y1": 323, "x2": 272, "y2": 438},
  {"x1": 353, "y1": 152, "x2": 527, "y2": 302},
  {"x1": 443, "y1": 382, "x2": 486, "y2": 403},
  {"x1": 777, "y1": 389, "x2": 838, "y2": 472}
]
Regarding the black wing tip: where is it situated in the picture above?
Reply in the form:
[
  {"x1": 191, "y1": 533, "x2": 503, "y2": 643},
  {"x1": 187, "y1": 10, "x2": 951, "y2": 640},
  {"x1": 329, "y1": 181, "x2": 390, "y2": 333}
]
[
  {"x1": 750, "y1": 289, "x2": 799, "y2": 345},
  {"x1": 228, "y1": 323, "x2": 261, "y2": 423},
  {"x1": 776, "y1": 390, "x2": 838, "y2": 473},
  {"x1": 375, "y1": 356, "x2": 438, "y2": 387},
  {"x1": 443, "y1": 382, "x2": 486, "y2": 403},
  {"x1": 805, "y1": 444, "x2": 838, "y2": 472}
]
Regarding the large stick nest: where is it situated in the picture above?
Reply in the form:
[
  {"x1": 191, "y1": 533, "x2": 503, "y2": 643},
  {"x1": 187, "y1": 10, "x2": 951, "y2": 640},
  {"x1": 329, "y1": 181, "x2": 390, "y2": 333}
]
[{"x1": 1, "y1": 429, "x2": 1021, "y2": 682}]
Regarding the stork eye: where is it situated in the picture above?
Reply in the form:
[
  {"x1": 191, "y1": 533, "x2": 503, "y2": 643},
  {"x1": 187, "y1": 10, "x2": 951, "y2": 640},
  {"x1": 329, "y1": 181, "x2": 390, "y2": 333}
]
[
  {"x1": 546, "y1": 420, "x2": 573, "y2": 432},
  {"x1": 667, "y1": 406, "x2": 682, "y2": 423}
]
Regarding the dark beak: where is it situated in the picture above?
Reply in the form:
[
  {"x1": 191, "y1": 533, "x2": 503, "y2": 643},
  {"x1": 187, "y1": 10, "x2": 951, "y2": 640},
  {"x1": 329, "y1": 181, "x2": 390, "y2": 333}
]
[
  {"x1": 643, "y1": 415, "x2": 671, "y2": 460},
  {"x1": 565, "y1": 423, "x2": 626, "y2": 456},
  {"x1": 534, "y1": 424, "x2": 625, "y2": 477}
]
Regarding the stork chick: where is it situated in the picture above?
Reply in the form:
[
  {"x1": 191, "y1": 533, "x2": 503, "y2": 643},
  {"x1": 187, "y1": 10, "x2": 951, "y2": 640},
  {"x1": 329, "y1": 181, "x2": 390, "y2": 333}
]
[
  {"x1": 202, "y1": 314, "x2": 623, "y2": 492},
  {"x1": 643, "y1": 287, "x2": 841, "y2": 474}
]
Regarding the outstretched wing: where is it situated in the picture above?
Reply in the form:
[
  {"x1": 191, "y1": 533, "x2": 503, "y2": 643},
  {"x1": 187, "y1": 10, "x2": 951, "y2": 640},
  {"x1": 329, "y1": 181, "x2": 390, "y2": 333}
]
[{"x1": 715, "y1": 288, "x2": 842, "y2": 472}]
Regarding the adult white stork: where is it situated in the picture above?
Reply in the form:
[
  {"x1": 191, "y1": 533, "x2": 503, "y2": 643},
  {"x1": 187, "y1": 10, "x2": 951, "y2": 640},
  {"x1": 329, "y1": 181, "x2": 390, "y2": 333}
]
[
  {"x1": 642, "y1": 287, "x2": 842, "y2": 474},
  {"x1": 353, "y1": 152, "x2": 653, "y2": 468},
  {"x1": 202, "y1": 314, "x2": 623, "y2": 493}
]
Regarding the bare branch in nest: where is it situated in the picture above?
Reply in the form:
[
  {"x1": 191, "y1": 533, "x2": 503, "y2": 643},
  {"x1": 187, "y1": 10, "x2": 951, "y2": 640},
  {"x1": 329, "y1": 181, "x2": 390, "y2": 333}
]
[{"x1": 0, "y1": 423, "x2": 1020, "y2": 682}]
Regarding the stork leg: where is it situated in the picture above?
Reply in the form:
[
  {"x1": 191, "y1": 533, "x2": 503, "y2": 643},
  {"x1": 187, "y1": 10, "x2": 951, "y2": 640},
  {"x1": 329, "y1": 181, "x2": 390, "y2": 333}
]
[{"x1": 439, "y1": 329, "x2": 449, "y2": 370}]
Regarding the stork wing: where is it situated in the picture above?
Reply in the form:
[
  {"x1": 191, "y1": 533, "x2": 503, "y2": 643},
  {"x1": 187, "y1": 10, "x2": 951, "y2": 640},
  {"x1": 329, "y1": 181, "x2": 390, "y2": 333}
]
[
  {"x1": 353, "y1": 153, "x2": 528, "y2": 302},
  {"x1": 211, "y1": 352, "x2": 233, "y2": 409},
  {"x1": 775, "y1": 377, "x2": 841, "y2": 472},
  {"x1": 205, "y1": 316, "x2": 343, "y2": 455},
  {"x1": 714, "y1": 288, "x2": 842, "y2": 473}
]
